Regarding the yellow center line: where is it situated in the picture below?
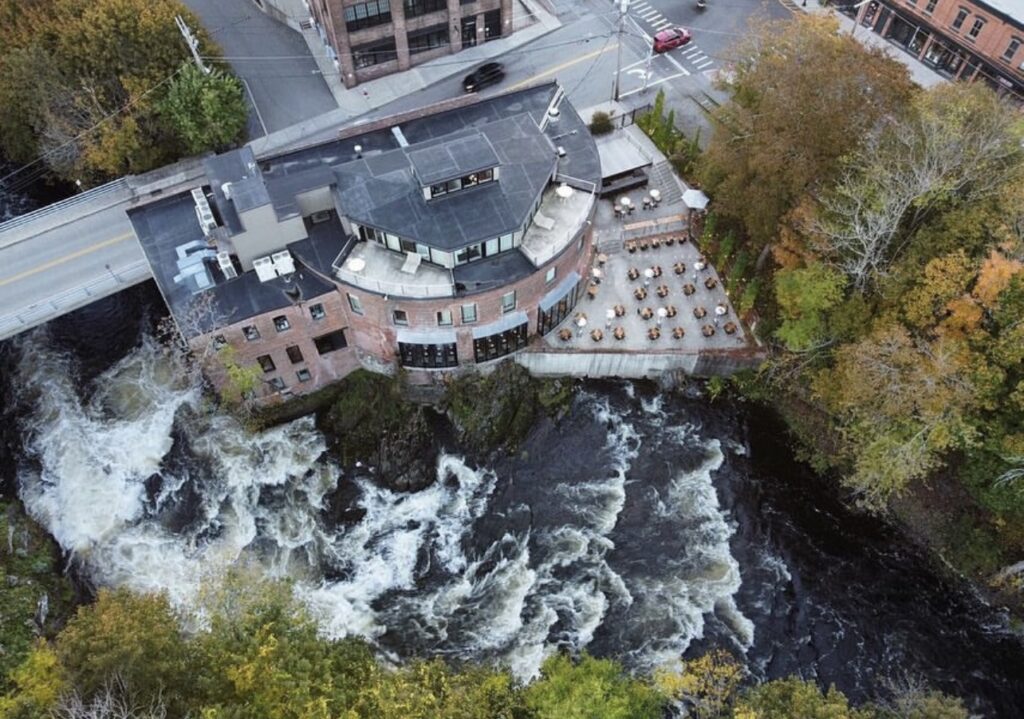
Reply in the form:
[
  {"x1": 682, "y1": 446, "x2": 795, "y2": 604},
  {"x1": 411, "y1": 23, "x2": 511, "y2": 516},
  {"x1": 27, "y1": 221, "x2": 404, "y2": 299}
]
[
  {"x1": 507, "y1": 43, "x2": 620, "y2": 92},
  {"x1": 0, "y1": 232, "x2": 136, "y2": 288}
]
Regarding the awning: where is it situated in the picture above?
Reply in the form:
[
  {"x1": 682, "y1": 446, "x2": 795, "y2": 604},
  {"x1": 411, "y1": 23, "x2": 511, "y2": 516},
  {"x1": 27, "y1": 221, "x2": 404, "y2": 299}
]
[
  {"x1": 396, "y1": 327, "x2": 457, "y2": 345},
  {"x1": 471, "y1": 310, "x2": 528, "y2": 339},
  {"x1": 539, "y1": 271, "x2": 582, "y2": 311}
]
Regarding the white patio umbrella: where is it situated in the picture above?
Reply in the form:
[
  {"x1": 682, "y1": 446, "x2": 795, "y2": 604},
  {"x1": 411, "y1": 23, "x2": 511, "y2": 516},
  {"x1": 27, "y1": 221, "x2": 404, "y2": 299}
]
[{"x1": 682, "y1": 189, "x2": 710, "y2": 211}]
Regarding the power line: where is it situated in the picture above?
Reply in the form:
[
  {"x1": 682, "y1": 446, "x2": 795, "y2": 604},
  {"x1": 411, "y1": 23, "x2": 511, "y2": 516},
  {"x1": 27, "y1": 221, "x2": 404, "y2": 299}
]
[{"x1": 0, "y1": 66, "x2": 188, "y2": 189}]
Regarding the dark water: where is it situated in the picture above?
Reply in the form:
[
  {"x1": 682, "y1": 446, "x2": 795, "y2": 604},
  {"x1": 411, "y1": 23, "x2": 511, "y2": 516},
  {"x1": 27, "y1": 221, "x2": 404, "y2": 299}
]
[{"x1": 2, "y1": 285, "x2": 1023, "y2": 717}]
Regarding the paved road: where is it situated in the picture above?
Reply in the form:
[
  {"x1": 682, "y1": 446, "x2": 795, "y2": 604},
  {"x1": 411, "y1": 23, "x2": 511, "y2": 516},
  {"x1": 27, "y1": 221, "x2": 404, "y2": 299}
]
[
  {"x1": 0, "y1": 202, "x2": 150, "y2": 338},
  {"x1": 182, "y1": 0, "x2": 337, "y2": 137}
]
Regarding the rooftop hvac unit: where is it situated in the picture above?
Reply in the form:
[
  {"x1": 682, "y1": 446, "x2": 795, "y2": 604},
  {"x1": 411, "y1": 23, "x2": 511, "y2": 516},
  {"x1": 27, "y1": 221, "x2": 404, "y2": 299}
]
[
  {"x1": 310, "y1": 210, "x2": 331, "y2": 224},
  {"x1": 253, "y1": 256, "x2": 277, "y2": 283},
  {"x1": 192, "y1": 187, "x2": 217, "y2": 236},
  {"x1": 217, "y1": 251, "x2": 237, "y2": 279},
  {"x1": 271, "y1": 250, "x2": 296, "y2": 276}
]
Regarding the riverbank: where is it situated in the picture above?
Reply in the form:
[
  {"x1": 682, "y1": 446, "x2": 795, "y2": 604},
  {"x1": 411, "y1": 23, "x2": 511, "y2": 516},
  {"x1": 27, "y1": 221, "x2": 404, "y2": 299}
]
[{"x1": 741, "y1": 379, "x2": 1024, "y2": 630}]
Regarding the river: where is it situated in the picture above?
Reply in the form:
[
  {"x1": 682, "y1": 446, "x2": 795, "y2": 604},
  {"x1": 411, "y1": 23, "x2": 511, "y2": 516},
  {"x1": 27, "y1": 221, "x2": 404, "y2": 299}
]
[{"x1": 2, "y1": 282, "x2": 1023, "y2": 716}]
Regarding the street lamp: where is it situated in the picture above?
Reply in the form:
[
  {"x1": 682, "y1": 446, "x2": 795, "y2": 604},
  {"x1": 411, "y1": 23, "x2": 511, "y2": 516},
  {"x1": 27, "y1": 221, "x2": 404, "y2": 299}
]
[
  {"x1": 849, "y1": 0, "x2": 874, "y2": 38},
  {"x1": 612, "y1": 0, "x2": 630, "y2": 102}
]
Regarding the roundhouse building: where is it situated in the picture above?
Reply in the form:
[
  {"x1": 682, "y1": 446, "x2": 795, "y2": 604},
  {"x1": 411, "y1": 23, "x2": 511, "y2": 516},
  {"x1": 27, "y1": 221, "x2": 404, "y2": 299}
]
[{"x1": 129, "y1": 83, "x2": 601, "y2": 399}]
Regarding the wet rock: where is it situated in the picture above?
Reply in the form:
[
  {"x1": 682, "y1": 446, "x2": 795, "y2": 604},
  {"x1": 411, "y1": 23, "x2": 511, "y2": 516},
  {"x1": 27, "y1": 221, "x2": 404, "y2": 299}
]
[{"x1": 317, "y1": 371, "x2": 436, "y2": 493}]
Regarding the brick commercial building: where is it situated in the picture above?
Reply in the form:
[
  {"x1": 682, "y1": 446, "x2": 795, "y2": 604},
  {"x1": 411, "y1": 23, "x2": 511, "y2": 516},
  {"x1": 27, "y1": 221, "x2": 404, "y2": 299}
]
[
  {"x1": 845, "y1": 0, "x2": 1024, "y2": 100},
  {"x1": 129, "y1": 83, "x2": 602, "y2": 400},
  {"x1": 306, "y1": 0, "x2": 514, "y2": 87}
]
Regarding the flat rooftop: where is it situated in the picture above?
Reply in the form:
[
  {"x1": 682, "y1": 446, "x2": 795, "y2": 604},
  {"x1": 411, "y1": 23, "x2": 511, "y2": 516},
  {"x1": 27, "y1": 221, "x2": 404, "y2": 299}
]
[{"x1": 129, "y1": 193, "x2": 334, "y2": 337}]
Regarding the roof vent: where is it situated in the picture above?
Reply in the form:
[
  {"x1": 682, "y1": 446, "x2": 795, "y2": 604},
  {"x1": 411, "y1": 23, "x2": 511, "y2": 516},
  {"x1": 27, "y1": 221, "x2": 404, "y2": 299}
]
[
  {"x1": 221, "y1": 182, "x2": 233, "y2": 200},
  {"x1": 391, "y1": 126, "x2": 410, "y2": 148},
  {"x1": 547, "y1": 107, "x2": 560, "y2": 119},
  {"x1": 556, "y1": 146, "x2": 567, "y2": 157}
]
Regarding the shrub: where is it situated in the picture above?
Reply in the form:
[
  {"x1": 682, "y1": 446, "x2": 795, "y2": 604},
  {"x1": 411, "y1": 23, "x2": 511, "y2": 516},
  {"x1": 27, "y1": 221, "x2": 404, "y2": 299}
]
[{"x1": 589, "y1": 111, "x2": 614, "y2": 135}]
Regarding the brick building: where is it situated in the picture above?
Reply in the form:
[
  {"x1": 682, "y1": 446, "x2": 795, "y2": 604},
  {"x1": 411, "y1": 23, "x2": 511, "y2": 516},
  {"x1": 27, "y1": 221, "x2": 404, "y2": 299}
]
[
  {"x1": 129, "y1": 83, "x2": 602, "y2": 400},
  {"x1": 846, "y1": 0, "x2": 1024, "y2": 100},
  {"x1": 306, "y1": 0, "x2": 514, "y2": 87}
]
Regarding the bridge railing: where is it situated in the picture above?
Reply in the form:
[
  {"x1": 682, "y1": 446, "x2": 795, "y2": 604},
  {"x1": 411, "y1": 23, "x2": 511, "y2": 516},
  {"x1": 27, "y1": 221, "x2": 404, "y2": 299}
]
[
  {"x1": 0, "y1": 179, "x2": 129, "y2": 242},
  {"x1": 0, "y1": 258, "x2": 152, "y2": 340}
]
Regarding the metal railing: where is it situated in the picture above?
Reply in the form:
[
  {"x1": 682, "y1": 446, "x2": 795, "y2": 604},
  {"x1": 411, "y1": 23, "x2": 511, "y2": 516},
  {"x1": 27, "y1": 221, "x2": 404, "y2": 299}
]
[
  {"x1": 334, "y1": 267, "x2": 454, "y2": 298},
  {"x1": 0, "y1": 179, "x2": 128, "y2": 241},
  {"x1": 0, "y1": 259, "x2": 151, "y2": 339}
]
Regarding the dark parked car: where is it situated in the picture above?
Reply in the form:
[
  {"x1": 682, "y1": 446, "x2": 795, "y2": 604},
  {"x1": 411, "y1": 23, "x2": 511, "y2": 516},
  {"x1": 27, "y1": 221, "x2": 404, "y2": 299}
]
[
  {"x1": 463, "y1": 62, "x2": 505, "y2": 93},
  {"x1": 653, "y1": 27, "x2": 693, "y2": 53}
]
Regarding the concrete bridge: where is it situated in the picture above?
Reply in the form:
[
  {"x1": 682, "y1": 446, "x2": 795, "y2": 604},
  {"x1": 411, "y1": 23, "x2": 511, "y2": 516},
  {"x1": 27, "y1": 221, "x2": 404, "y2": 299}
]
[{"x1": 0, "y1": 160, "x2": 208, "y2": 341}]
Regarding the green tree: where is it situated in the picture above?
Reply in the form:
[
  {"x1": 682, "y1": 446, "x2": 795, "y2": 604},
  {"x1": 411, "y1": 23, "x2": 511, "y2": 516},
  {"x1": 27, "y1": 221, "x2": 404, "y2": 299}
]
[
  {"x1": 735, "y1": 677, "x2": 871, "y2": 719},
  {"x1": 874, "y1": 686, "x2": 968, "y2": 719},
  {"x1": 654, "y1": 649, "x2": 744, "y2": 718},
  {"x1": 192, "y1": 571, "x2": 376, "y2": 719},
  {"x1": 773, "y1": 263, "x2": 847, "y2": 351},
  {"x1": 160, "y1": 65, "x2": 248, "y2": 155},
  {"x1": 524, "y1": 654, "x2": 663, "y2": 719},
  {"x1": 0, "y1": 643, "x2": 65, "y2": 719},
  {"x1": 698, "y1": 14, "x2": 914, "y2": 249},
  {"x1": 54, "y1": 588, "x2": 188, "y2": 708}
]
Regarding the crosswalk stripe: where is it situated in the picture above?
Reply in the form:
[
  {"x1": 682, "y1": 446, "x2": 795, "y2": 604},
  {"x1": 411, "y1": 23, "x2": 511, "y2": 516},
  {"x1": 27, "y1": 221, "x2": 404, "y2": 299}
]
[
  {"x1": 632, "y1": 1, "x2": 650, "y2": 8},
  {"x1": 640, "y1": 9, "x2": 660, "y2": 18},
  {"x1": 681, "y1": 46, "x2": 701, "y2": 56},
  {"x1": 695, "y1": 59, "x2": 714, "y2": 69},
  {"x1": 652, "y1": 19, "x2": 672, "y2": 28},
  {"x1": 690, "y1": 53, "x2": 707, "y2": 62}
]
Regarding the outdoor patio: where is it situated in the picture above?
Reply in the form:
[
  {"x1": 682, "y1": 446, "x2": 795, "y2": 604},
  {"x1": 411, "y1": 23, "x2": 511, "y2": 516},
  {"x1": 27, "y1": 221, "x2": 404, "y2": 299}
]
[{"x1": 545, "y1": 226, "x2": 748, "y2": 353}]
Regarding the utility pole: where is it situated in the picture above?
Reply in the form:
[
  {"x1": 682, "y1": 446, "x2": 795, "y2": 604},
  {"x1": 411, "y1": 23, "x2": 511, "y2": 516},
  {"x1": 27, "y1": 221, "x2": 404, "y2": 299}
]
[
  {"x1": 175, "y1": 15, "x2": 209, "y2": 74},
  {"x1": 612, "y1": 0, "x2": 629, "y2": 102}
]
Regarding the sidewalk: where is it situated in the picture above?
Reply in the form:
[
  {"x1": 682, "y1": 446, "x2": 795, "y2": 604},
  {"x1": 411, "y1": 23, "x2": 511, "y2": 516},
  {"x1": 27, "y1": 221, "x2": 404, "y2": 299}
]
[{"x1": 797, "y1": 0, "x2": 947, "y2": 88}]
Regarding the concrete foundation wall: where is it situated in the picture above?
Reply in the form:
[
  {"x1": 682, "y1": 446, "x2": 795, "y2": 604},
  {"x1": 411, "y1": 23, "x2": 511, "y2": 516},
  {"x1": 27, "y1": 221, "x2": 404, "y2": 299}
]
[{"x1": 515, "y1": 348, "x2": 765, "y2": 379}]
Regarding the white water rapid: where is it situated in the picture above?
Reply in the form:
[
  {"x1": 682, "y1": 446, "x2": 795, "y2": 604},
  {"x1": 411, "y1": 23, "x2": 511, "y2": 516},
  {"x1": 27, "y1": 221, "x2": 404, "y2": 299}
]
[{"x1": 13, "y1": 330, "x2": 751, "y2": 679}]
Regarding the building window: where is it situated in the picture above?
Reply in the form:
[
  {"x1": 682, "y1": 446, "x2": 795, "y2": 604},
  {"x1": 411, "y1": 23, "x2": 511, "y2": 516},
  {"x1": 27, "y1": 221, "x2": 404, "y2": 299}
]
[
  {"x1": 286, "y1": 345, "x2": 304, "y2": 364},
  {"x1": 408, "y1": 24, "x2": 448, "y2": 55},
  {"x1": 348, "y1": 293, "x2": 364, "y2": 315},
  {"x1": 501, "y1": 291, "x2": 516, "y2": 313},
  {"x1": 905, "y1": 0, "x2": 916, "y2": 6},
  {"x1": 437, "y1": 309, "x2": 453, "y2": 326},
  {"x1": 344, "y1": 0, "x2": 391, "y2": 32},
  {"x1": 273, "y1": 315, "x2": 291, "y2": 332},
  {"x1": 967, "y1": 17, "x2": 985, "y2": 39},
  {"x1": 257, "y1": 355, "x2": 276, "y2": 372},
  {"x1": 297, "y1": 369, "x2": 312, "y2": 382},
  {"x1": 538, "y1": 282, "x2": 581, "y2": 336},
  {"x1": 483, "y1": 9, "x2": 501, "y2": 40},
  {"x1": 428, "y1": 169, "x2": 494, "y2": 199},
  {"x1": 545, "y1": 267, "x2": 557, "y2": 283},
  {"x1": 269, "y1": 377, "x2": 286, "y2": 391},
  {"x1": 398, "y1": 342, "x2": 459, "y2": 368},
  {"x1": 461, "y1": 303, "x2": 477, "y2": 323},
  {"x1": 310, "y1": 303, "x2": 326, "y2": 320},
  {"x1": 924, "y1": 0, "x2": 937, "y2": 12},
  {"x1": 314, "y1": 329, "x2": 348, "y2": 355},
  {"x1": 455, "y1": 244, "x2": 483, "y2": 265},
  {"x1": 352, "y1": 39, "x2": 397, "y2": 68},
  {"x1": 403, "y1": 0, "x2": 446, "y2": 18},
  {"x1": 1003, "y1": 37, "x2": 1021, "y2": 61},
  {"x1": 473, "y1": 322, "x2": 528, "y2": 362},
  {"x1": 212, "y1": 334, "x2": 227, "y2": 350},
  {"x1": 393, "y1": 309, "x2": 409, "y2": 326},
  {"x1": 952, "y1": 7, "x2": 968, "y2": 30},
  {"x1": 243, "y1": 325, "x2": 260, "y2": 341}
]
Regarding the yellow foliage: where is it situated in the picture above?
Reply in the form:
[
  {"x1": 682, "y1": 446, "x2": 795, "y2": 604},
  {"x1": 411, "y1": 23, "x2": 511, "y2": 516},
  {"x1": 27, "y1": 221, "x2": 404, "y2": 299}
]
[
  {"x1": 973, "y1": 249, "x2": 1024, "y2": 309},
  {"x1": 0, "y1": 643, "x2": 65, "y2": 719}
]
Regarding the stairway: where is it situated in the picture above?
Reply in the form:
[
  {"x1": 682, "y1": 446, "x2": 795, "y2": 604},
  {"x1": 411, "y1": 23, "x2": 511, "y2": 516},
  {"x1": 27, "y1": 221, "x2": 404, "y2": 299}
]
[{"x1": 648, "y1": 161, "x2": 684, "y2": 205}]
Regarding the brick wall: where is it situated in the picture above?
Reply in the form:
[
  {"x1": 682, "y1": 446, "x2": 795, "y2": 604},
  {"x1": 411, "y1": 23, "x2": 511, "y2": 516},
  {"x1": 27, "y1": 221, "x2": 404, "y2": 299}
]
[{"x1": 195, "y1": 224, "x2": 594, "y2": 398}]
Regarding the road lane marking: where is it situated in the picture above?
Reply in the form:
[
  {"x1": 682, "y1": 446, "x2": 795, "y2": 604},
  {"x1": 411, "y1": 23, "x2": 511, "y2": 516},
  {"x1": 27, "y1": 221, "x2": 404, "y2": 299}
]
[
  {"x1": 653, "y1": 19, "x2": 672, "y2": 28},
  {"x1": 691, "y1": 54, "x2": 708, "y2": 62},
  {"x1": 696, "y1": 59, "x2": 714, "y2": 69},
  {"x1": 640, "y1": 9, "x2": 660, "y2": 18},
  {"x1": 663, "y1": 51, "x2": 692, "y2": 76},
  {"x1": 508, "y1": 43, "x2": 619, "y2": 90},
  {"x1": 0, "y1": 232, "x2": 136, "y2": 288},
  {"x1": 682, "y1": 46, "x2": 701, "y2": 56},
  {"x1": 619, "y1": 71, "x2": 691, "y2": 98}
]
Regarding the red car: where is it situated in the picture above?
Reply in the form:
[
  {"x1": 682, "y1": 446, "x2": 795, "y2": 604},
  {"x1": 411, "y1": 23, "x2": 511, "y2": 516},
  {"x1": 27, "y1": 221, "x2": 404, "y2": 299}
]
[{"x1": 653, "y1": 27, "x2": 692, "y2": 53}]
